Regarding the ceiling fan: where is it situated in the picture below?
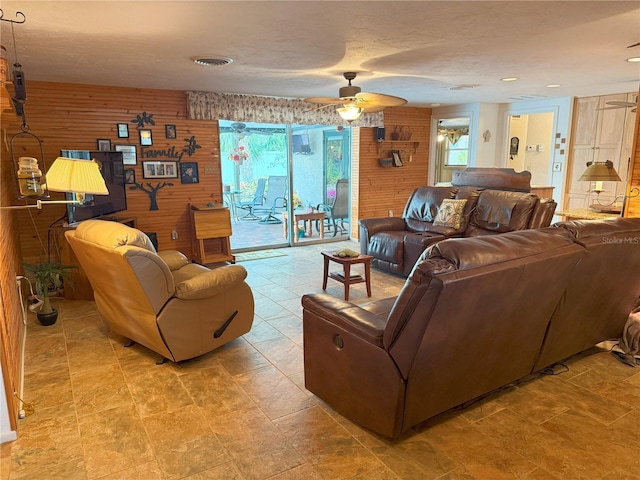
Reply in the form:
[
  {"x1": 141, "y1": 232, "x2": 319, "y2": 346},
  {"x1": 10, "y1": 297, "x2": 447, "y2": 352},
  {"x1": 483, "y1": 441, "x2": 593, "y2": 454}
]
[
  {"x1": 304, "y1": 72, "x2": 407, "y2": 122},
  {"x1": 598, "y1": 98, "x2": 637, "y2": 112}
]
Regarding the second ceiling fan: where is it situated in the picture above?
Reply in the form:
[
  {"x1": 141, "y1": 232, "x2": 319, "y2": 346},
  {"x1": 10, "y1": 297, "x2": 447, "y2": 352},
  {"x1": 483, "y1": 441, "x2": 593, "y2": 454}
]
[{"x1": 304, "y1": 72, "x2": 407, "y2": 121}]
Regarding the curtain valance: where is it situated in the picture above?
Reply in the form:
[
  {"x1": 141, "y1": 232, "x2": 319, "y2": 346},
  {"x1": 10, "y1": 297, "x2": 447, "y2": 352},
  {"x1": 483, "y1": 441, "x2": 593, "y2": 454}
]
[{"x1": 186, "y1": 91, "x2": 384, "y2": 127}]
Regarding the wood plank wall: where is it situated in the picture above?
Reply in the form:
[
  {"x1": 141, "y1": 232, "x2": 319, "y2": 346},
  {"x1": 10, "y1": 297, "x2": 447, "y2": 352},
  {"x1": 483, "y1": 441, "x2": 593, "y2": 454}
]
[
  {"x1": 626, "y1": 86, "x2": 640, "y2": 218},
  {"x1": 0, "y1": 153, "x2": 23, "y2": 432},
  {"x1": 2, "y1": 81, "x2": 222, "y2": 263},
  {"x1": 357, "y1": 106, "x2": 431, "y2": 224}
]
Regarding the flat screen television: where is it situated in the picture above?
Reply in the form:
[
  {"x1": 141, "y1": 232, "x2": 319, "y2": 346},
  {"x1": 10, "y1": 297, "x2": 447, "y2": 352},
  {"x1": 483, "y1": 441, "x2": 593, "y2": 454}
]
[
  {"x1": 60, "y1": 150, "x2": 128, "y2": 225},
  {"x1": 292, "y1": 134, "x2": 311, "y2": 154}
]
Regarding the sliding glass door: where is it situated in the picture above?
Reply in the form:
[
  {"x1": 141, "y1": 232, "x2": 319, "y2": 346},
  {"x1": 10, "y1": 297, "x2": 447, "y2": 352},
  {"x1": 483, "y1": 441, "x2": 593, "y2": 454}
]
[{"x1": 219, "y1": 120, "x2": 351, "y2": 251}]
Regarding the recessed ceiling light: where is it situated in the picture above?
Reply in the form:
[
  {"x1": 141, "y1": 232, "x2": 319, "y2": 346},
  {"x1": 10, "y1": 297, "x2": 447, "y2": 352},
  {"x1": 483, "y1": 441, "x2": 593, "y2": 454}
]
[
  {"x1": 626, "y1": 56, "x2": 640, "y2": 63},
  {"x1": 546, "y1": 84, "x2": 561, "y2": 88},
  {"x1": 191, "y1": 56, "x2": 234, "y2": 66},
  {"x1": 501, "y1": 77, "x2": 519, "y2": 82}
]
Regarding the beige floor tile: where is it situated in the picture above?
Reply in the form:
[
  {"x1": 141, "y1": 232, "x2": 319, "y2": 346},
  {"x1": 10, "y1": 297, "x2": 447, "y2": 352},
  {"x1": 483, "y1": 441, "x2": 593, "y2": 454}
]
[
  {"x1": 77, "y1": 404, "x2": 154, "y2": 479},
  {"x1": 125, "y1": 365, "x2": 194, "y2": 418},
  {"x1": 214, "y1": 338, "x2": 271, "y2": 376},
  {"x1": 474, "y1": 409, "x2": 608, "y2": 480},
  {"x1": 70, "y1": 363, "x2": 132, "y2": 417},
  {"x1": 142, "y1": 404, "x2": 228, "y2": 480},
  {"x1": 252, "y1": 335, "x2": 304, "y2": 376},
  {"x1": 235, "y1": 365, "x2": 317, "y2": 420},
  {"x1": 10, "y1": 411, "x2": 84, "y2": 478},
  {"x1": 97, "y1": 460, "x2": 164, "y2": 479},
  {"x1": 178, "y1": 364, "x2": 253, "y2": 413},
  {"x1": 275, "y1": 405, "x2": 384, "y2": 479},
  {"x1": 66, "y1": 335, "x2": 119, "y2": 374},
  {"x1": 207, "y1": 406, "x2": 304, "y2": 480}
]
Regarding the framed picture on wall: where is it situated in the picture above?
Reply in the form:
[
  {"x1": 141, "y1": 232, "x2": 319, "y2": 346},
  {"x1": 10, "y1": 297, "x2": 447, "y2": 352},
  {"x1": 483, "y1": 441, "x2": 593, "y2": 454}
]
[
  {"x1": 142, "y1": 161, "x2": 178, "y2": 179},
  {"x1": 180, "y1": 162, "x2": 199, "y2": 184},
  {"x1": 391, "y1": 150, "x2": 403, "y2": 167},
  {"x1": 117, "y1": 123, "x2": 129, "y2": 138},
  {"x1": 124, "y1": 169, "x2": 136, "y2": 184},
  {"x1": 97, "y1": 139, "x2": 111, "y2": 151},
  {"x1": 165, "y1": 124, "x2": 177, "y2": 139},
  {"x1": 139, "y1": 129, "x2": 153, "y2": 146},
  {"x1": 114, "y1": 144, "x2": 137, "y2": 165}
]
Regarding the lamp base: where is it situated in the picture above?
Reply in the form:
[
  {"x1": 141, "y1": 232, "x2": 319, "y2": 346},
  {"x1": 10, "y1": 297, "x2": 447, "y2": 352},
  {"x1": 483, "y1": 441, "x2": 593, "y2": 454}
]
[{"x1": 588, "y1": 203, "x2": 621, "y2": 214}]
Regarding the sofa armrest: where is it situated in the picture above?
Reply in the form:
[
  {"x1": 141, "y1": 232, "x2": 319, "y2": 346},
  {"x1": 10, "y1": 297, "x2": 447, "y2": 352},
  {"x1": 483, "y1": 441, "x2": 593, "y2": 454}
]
[
  {"x1": 175, "y1": 264, "x2": 248, "y2": 300},
  {"x1": 302, "y1": 293, "x2": 387, "y2": 347},
  {"x1": 157, "y1": 250, "x2": 190, "y2": 271},
  {"x1": 359, "y1": 217, "x2": 407, "y2": 254},
  {"x1": 528, "y1": 198, "x2": 557, "y2": 228}
]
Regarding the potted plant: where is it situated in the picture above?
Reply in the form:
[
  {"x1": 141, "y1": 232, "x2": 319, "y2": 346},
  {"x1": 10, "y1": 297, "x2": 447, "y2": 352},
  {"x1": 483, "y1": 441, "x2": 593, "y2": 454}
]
[{"x1": 22, "y1": 260, "x2": 75, "y2": 326}]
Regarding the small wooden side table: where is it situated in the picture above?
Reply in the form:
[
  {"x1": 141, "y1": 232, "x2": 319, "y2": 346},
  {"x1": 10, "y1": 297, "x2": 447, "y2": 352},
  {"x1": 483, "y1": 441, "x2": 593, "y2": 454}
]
[
  {"x1": 283, "y1": 211, "x2": 325, "y2": 242},
  {"x1": 322, "y1": 251, "x2": 373, "y2": 301}
]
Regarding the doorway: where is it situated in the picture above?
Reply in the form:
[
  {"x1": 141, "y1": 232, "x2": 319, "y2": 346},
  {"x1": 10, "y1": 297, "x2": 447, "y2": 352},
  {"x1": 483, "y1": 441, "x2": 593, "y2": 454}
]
[
  {"x1": 219, "y1": 121, "x2": 352, "y2": 251},
  {"x1": 506, "y1": 112, "x2": 555, "y2": 187},
  {"x1": 433, "y1": 118, "x2": 470, "y2": 184}
]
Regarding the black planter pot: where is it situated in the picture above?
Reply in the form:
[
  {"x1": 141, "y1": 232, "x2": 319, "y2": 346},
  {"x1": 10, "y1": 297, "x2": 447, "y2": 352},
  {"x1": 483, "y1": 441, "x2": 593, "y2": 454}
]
[{"x1": 37, "y1": 308, "x2": 58, "y2": 326}]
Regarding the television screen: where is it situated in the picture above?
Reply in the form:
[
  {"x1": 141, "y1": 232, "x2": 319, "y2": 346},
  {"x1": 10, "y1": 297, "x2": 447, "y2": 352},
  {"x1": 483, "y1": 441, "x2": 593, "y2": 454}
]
[
  {"x1": 292, "y1": 134, "x2": 311, "y2": 154},
  {"x1": 60, "y1": 150, "x2": 128, "y2": 225}
]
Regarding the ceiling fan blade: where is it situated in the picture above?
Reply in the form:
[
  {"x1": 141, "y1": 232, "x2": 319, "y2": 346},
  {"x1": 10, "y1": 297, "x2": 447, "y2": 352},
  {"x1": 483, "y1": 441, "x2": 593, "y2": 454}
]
[
  {"x1": 304, "y1": 97, "x2": 344, "y2": 105},
  {"x1": 360, "y1": 104, "x2": 386, "y2": 113},
  {"x1": 304, "y1": 103, "x2": 338, "y2": 113},
  {"x1": 605, "y1": 101, "x2": 637, "y2": 107},
  {"x1": 356, "y1": 92, "x2": 407, "y2": 107}
]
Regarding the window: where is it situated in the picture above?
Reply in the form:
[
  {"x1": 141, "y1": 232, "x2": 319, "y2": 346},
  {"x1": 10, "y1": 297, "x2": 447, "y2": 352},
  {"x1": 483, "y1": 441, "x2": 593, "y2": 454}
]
[{"x1": 445, "y1": 135, "x2": 469, "y2": 166}]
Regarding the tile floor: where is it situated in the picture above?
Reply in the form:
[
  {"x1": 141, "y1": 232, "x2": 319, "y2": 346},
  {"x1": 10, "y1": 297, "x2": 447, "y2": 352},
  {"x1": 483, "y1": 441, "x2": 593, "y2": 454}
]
[{"x1": 2, "y1": 240, "x2": 640, "y2": 479}]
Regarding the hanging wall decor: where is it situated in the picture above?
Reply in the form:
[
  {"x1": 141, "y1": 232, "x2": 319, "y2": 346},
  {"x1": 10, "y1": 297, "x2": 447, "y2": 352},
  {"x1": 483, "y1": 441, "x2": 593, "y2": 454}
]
[
  {"x1": 128, "y1": 181, "x2": 174, "y2": 211},
  {"x1": 131, "y1": 111, "x2": 155, "y2": 128},
  {"x1": 183, "y1": 135, "x2": 201, "y2": 156}
]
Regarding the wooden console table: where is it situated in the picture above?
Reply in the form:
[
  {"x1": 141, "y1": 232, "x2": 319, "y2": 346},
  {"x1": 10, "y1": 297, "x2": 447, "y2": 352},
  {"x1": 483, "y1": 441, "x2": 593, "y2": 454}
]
[{"x1": 189, "y1": 203, "x2": 234, "y2": 264}]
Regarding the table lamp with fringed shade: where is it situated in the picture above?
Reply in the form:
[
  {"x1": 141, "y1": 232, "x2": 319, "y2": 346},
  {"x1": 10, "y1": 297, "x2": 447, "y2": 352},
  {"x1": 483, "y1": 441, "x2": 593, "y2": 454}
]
[{"x1": 2, "y1": 157, "x2": 109, "y2": 210}]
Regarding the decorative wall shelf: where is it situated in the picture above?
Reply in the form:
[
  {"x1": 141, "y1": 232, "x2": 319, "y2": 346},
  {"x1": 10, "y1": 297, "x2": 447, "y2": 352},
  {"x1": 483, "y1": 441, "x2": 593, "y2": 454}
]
[{"x1": 376, "y1": 140, "x2": 420, "y2": 154}]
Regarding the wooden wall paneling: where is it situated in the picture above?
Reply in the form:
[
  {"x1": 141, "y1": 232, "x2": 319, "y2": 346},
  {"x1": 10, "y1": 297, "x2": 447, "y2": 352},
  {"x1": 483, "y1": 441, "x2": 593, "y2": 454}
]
[
  {"x1": 3, "y1": 82, "x2": 222, "y2": 262},
  {"x1": 0, "y1": 113, "x2": 26, "y2": 433},
  {"x1": 627, "y1": 86, "x2": 640, "y2": 218},
  {"x1": 357, "y1": 107, "x2": 431, "y2": 226}
]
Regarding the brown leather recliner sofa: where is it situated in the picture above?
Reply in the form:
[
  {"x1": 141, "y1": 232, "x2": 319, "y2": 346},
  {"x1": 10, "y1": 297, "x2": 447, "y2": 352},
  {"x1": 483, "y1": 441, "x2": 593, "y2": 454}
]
[
  {"x1": 302, "y1": 217, "x2": 640, "y2": 438},
  {"x1": 66, "y1": 219, "x2": 254, "y2": 362},
  {"x1": 360, "y1": 185, "x2": 557, "y2": 276}
]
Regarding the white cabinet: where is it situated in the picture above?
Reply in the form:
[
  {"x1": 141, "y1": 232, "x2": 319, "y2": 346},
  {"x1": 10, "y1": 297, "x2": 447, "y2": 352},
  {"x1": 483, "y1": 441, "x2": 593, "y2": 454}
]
[{"x1": 565, "y1": 93, "x2": 636, "y2": 210}]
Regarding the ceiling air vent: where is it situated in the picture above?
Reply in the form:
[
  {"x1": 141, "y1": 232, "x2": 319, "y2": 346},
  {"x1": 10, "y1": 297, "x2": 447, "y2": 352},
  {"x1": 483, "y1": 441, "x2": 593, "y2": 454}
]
[{"x1": 191, "y1": 57, "x2": 233, "y2": 66}]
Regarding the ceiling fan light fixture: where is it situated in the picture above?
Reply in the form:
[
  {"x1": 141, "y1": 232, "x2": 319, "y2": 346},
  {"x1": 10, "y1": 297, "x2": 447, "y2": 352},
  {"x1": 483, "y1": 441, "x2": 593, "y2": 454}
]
[{"x1": 337, "y1": 104, "x2": 363, "y2": 122}]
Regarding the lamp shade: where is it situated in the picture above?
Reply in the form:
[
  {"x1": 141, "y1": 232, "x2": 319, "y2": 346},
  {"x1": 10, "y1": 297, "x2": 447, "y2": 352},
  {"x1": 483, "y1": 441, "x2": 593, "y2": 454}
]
[
  {"x1": 578, "y1": 161, "x2": 622, "y2": 182},
  {"x1": 46, "y1": 157, "x2": 109, "y2": 195},
  {"x1": 337, "y1": 104, "x2": 363, "y2": 122}
]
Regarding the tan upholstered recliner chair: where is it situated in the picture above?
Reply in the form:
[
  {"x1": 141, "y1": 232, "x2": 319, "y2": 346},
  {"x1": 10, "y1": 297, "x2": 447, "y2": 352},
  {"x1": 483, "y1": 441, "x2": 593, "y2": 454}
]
[{"x1": 65, "y1": 219, "x2": 254, "y2": 362}]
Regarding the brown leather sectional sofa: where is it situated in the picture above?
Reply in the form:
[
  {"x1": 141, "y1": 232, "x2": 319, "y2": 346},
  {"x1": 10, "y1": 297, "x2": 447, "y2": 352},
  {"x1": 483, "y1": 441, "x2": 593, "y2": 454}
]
[
  {"x1": 360, "y1": 185, "x2": 557, "y2": 276},
  {"x1": 302, "y1": 217, "x2": 640, "y2": 438}
]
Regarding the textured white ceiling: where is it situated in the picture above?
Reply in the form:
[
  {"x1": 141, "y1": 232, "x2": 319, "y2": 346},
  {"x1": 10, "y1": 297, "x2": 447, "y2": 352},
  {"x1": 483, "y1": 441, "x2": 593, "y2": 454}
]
[{"x1": 1, "y1": 1, "x2": 639, "y2": 106}]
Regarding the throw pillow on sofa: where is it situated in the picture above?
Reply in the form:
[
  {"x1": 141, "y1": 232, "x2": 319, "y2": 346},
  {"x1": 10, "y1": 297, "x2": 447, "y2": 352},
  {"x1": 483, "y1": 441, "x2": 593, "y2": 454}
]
[{"x1": 433, "y1": 199, "x2": 467, "y2": 230}]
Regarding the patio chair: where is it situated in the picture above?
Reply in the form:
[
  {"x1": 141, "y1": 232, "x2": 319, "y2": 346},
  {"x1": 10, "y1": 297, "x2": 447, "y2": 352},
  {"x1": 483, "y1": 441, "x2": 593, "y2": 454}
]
[
  {"x1": 256, "y1": 175, "x2": 287, "y2": 224},
  {"x1": 237, "y1": 178, "x2": 267, "y2": 221},
  {"x1": 317, "y1": 178, "x2": 349, "y2": 236}
]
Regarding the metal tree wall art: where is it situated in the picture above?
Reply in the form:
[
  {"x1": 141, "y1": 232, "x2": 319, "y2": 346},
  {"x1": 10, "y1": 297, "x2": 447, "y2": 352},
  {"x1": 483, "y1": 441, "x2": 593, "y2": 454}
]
[
  {"x1": 131, "y1": 112, "x2": 155, "y2": 128},
  {"x1": 128, "y1": 181, "x2": 173, "y2": 211}
]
